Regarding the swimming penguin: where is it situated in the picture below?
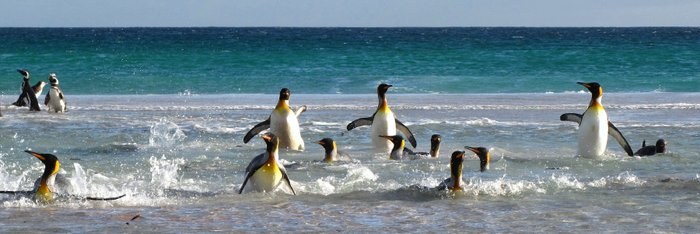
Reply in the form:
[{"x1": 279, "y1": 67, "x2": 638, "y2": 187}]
[
  {"x1": 634, "y1": 139, "x2": 667, "y2": 156},
  {"x1": 243, "y1": 88, "x2": 306, "y2": 151},
  {"x1": 465, "y1": 146, "x2": 490, "y2": 172},
  {"x1": 560, "y1": 82, "x2": 633, "y2": 158},
  {"x1": 44, "y1": 73, "x2": 67, "y2": 113},
  {"x1": 347, "y1": 83, "x2": 417, "y2": 153},
  {"x1": 0, "y1": 150, "x2": 125, "y2": 203},
  {"x1": 436, "y1": 151, "x2": 466, "y2": 191},
  {"x1": 378, "y1": 135, "x2": 409, "y2": 160},
  {"x1": 316, "y1": 138, "x2": 339, "y2": 162},
  {"x1": 239, "y1": 133, "x2": 296, "y2": 195},
  {"x1": 429, "y1": 134, "x2": 442, "y2": 158},
  {"x1": 12, "y1": 69, "x2": 41, "y2": 111}
]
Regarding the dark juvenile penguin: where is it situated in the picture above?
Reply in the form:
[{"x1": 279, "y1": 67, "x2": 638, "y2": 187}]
[
  {"x1": 634, "y1": 139, "x2": 667, "y2": 156},
  {"x1": 12, "y1": 69, "x2": 41, "y2": 111}
]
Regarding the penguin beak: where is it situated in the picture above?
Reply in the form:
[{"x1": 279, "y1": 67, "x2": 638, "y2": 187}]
[
  {"x1": 316, "y1": 140, "x2": 325, "y2": 145},
  {"x1": 576, "y1": 82, "x2": 591, "y2": 88},
  {"x1": 261, "y1": 134, "x2": 273, "y2": 142},
  {"x1": 25, "y1": 150, "x2": 46, "y2": 162}
]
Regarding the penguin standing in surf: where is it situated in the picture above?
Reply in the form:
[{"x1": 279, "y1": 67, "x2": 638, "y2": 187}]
[
  {"x1": 12, "y1": 69, "x2": 41, "y2": 111},
  {"x1": 243, "y1": 88, "x2": 306, "y2": 151},
  {"x1": 45, "y1": 73, "x2": 67, "y2": 113},
  {"x1": 347, "y1": 83, "x2": 417, "y2": 153},
  {"x1": 560, "y1": 82, "x2": 633, "y2": 158}
]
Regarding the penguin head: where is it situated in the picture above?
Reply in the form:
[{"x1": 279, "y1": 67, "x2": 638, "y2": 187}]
[
  {"x1": 577, "y1": 82, "x2": 603, "y2": 98},
  {"x1": 24, "y1": 150, "x2": 61, "y2": 178},
  {"x1": 316, "y1": 138, "x2": 335, "y2": 152},
  {"x1": 379, "y1": 135, "x2": 405, "y2": 150},
  {"x1": 261, "y1": 133, "x2": 279, "y2": 153},
  {"x1": 316, "y1": 138, "x2": 337, "y2": 162},
  {"x1": 450, "y1": 151, "x2": 465, "y2": 184},
  {"x1": 377, "y1": 83, "x2": 392, "y2": 97},
  {"x1": 279, "y1": 88, "x2": 291, "y2": 101},
  {"x1": 466, "y1": 146, "x2": 490, "y2": 172},
  {"x1": 17, "y1": 69, "x2": 30, "y2": 78},
  {"x1": 655, "y1": 139, "x2": 667, "y2": 153},
  {"x1": 430, "y1": 134, "x2": 442, "y2": 150},
  {"x1": 48, "y1": 73, "x2": 59, "y2": 85}
]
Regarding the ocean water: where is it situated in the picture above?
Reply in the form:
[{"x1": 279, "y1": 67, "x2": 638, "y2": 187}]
[{"x1": 1, "y1": 28, "x2": 699, "y2": 232}]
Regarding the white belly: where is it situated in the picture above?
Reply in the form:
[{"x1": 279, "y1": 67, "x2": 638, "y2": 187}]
[
  {"x1": 371, "y1": 110, "x2": 396, "y2": 153},
  {"x1": 48, "y1": 89, "x2": 66, "y2": 113},
  {"x1": 270, "y1": 109, "x2": 304, "y2": 151},
  {"x1": 577, "y1": 109, "x2": 608, "y2": 158}
]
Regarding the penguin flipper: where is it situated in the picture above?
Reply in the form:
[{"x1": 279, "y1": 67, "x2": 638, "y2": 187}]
[
  {"x1": 238, "y1": 166, "x2": 259, "y2": 194},
  {"x1": 560, "y1": 113, "x2": 583, "y2": 125},
  {"x1": 294, "y1": 105, "x2": 307, "y2": 117},
  {"x1": 395, "y1": 119, "x2": 417, "y2": 148},
  {"x1": 279, "y1": 165, "x2": 296, "y2": 195},
  {"x1": 607, "y1": 121, "x2": 634, "y2": 156},
  {"x1": 85, "y1": 194, "x2": 126, "y2": 201},
  {"x1": 243, "y1": 117, "x2": 271, "y2": 144},
  {"x1": 239, "y1": 153, "x2": 266, "y2": 194},
  {"x1": 347, "y1": 116, "x2": 374, "y2": 131}
]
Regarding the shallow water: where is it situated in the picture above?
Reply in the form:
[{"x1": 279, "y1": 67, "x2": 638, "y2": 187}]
[{"x1": 1, "y1": 92, "x2": 699, "y2": 232}]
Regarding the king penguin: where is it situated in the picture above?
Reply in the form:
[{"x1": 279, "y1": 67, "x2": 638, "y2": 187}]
[
  {"x1": 560, "y1": 82, "x2": 633, "y2": 158},
  {"x1": 239, "y1": 133, "x2": 296, "y2": 195},
  {"x1": 465, "y1": 146, "x2": 490, "y2": 172},
  {"x1": 45, "y1": 73, "x2": 67, "y2": 113},
  {"x1": 243, "y1": 88, "x2": 306, "y2": 151},
  {"x1": 317, "y1": 138, "x2": 339, "y2": 163},
  {"x1": 25, "y1": 150, "x2": 63, "y2": 203},
  {"x1": 0, "y1": 151, "x2": 125, "y2": 203},
  {"x1": 347, "y1": 83, "x2": 417, "y2": 153},
  {"x1": 436, "y1": 151, "x2": 466, "y2": 191},
  {"x1": 378, "y1": 135, "x2": 408, "y2": 160},
  {"x1": 12, "y1": 69, "x2": 41, "y2": 111}
]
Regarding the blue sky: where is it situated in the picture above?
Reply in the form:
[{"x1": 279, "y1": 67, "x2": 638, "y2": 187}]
[{"x1": 1, "y1": 0, "x2": 699, "y2": 27}]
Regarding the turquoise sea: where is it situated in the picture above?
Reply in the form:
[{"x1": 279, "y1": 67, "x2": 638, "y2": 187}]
[
  {"x1": 1, "y1": 28, "x2": 699, "y2": 232},
  {"x1": 1, "y1": 27, "x2": 699, "y2": 94}
]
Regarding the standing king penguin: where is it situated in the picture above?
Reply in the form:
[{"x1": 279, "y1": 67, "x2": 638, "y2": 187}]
[
  {"x1": 239, "y1": 133, "x2": 296, "y2": 195},
  {"x1": 560, "y1": 82, "x2": 633, "y2": 158},
  {"x1": 12, "y1": 69, "x2": 41, "y2": 111},
  {"x1": 45, "y1": 73, "x2": 67, "y2": 113},
  {"x1": 243, "y1": 88, "x2": 306, "y2": 151},
  {"x1": 347, "y1": 83, "x2": 417, "y2": 153}
]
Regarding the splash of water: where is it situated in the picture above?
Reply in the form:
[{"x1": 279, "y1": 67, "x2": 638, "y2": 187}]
[{"x1": 148, "y1": 118, "x2": 186, "y2": 148}]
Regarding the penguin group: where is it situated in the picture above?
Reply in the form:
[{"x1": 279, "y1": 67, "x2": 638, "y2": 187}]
[
  {"x1": 2, "y1": 78, "x2": 669, "y2": 201},
  {"x1": 236, "y1": 82, "x2": 667, "y2": 195},
  {"x1": 3, "y1": 69, "x2": 67, "y2": 114}
]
